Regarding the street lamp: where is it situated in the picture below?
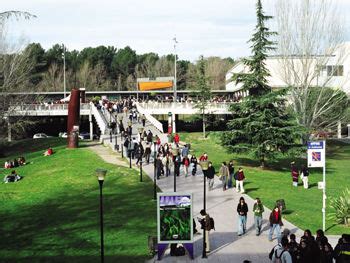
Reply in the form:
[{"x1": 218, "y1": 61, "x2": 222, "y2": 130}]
[
  {"x1": 171, "y1": 147, "x2": 179, "y2": 192},
  {"x1": 62, "y1": 44, "x2": 66, "y2": 98},
  {"x1": 109, "y1": 108, "x2": 112, "y2": 143},
  {"x1": 199, "y1": 160, "x2": 209, "y2": 258},
  {"x1": 95, "y1": 168, "x2": 107, "y2": 263},
  {"x1": 121, "y1": 131, "x2": 124, "y2": 158},
  {"x1": 139, "y1": 146, "x2": 143, "y2": 182},
  {"x1": 129, "y1": 136, "x2": 132, "y2": 169},
  {"x1": 153, "y1": 140, "x2": 157, "y2": 200},
  {"x1": 173, "y1": 36, "x2": 178, "y2": 102}
]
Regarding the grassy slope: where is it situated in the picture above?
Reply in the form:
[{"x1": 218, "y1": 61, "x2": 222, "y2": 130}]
[
  {"x1": 0, "y1": 138, "x2": 156, "y2": 262},
  {"x1": 180, "y1": 132, "x2": 350, "y2": 235}
]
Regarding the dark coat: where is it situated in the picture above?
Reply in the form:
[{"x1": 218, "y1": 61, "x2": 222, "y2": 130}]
[
  {"x1": 269, "y1": 210, "x2": 283, "y2": 226},
  {"x1": 237, "y1": 203, "x2": 248, "y2": 216}
]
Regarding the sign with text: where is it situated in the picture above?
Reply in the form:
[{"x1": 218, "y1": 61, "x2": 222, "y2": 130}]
[
  {"x1": 307, "y1": 141, "x2": 326, "y2": 168},
  {"x1": 157, "y1": 193, "x2": 193, "y2": 244}
]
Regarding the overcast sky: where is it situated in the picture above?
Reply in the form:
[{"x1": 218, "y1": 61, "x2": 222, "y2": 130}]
[{"x1": 2, "y1": 0, "x2": 350, "y2": 61}]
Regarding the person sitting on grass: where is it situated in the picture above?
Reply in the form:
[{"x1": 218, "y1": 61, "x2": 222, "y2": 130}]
[
  {"x1": 44, "y1": 147, "x2": 54, "y2": 156},
  {"x1": 18, "y1": 156, "x2": 26, "y2": 166},
  {"x1": 4, "y1": 160, "x2": 11, "y2": 169},
  {"x1": 3, "y1": 170, "x2": 22, "y2": 183}
]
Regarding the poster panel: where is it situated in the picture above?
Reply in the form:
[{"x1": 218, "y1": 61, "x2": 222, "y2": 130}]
[
  {"x1": 307, "y1": 141, "x2": 326, "y2": 168},
  {"x1": 157, "y1": 193, "x2": 193, "y2": 244}
]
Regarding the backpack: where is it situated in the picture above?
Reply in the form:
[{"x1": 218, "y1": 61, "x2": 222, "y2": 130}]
[
  {"x1": 269, "y1": 244, "x2": 281, "y2": 260},
  {"x1": 209, "y1": 217, "x2": 215, "y2": 230},
  {"x1": 274, "y1": 249, "x2": 286, "y2": 263}
]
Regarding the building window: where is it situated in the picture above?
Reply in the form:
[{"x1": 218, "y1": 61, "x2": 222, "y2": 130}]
[{"x1": 327, "y1": 65, "x2": 343, "y2": 76}]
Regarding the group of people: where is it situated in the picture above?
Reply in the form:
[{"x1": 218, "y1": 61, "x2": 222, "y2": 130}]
[
  {"x1": 291, "y1": 162, "x2": 310, "y2": 189},
  {"x1": 4, "y1": 157, "x2": 26, "y2": 169},
  {"x1": 269, "y1": 230, "x2": 350, "y2": 263},
  {"x1": 218, "y1": 161, "x2": 246, "y2": 193}
]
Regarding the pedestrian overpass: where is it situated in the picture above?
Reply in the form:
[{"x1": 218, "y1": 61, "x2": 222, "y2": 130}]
[{"x1": 4, "y1": 101, "x2": 232, "y2": 141}]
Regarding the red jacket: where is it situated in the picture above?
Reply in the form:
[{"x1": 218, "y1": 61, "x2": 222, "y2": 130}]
[{"x1": 174, "y1": 134, "x2": 180, "y2": 143}]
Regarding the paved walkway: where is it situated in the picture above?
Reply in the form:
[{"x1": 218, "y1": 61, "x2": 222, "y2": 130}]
[{"x1": 89, "y1": 114, "x2": 340, "y2": 263}]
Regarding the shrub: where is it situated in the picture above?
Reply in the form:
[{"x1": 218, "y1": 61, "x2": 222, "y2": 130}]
[{"x1": 329, "y1": 188, "x2": 350, "y2": 226}]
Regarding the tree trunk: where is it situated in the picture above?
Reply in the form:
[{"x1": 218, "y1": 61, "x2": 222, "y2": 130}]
[
  {"x1": 202, "y1": 113, "x2": 206, "y2": 138},
  {"x1": 260, "y1": 156, "x2": 265, "y2": 168}
]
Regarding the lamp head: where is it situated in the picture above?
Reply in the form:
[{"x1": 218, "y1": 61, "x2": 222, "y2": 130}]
[
  {"x1": 95, "y1": 168, "x2": 107, "y2": 181},
  {"x1": 200, "y1": 160, "x2": 209, "y2": 171}
]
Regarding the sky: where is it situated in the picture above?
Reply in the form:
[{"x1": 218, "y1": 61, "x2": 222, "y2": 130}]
[{"x1": 1, "y1": 0, "x2": 350, "y2": 61}]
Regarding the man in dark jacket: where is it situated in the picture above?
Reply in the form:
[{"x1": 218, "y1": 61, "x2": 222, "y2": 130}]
[
  {"x1": 207, "y1": 162, "x2": 215, "y2": 191},
  {"x1": 334, "y1": 234, "x2": 350, "y2": 263}
]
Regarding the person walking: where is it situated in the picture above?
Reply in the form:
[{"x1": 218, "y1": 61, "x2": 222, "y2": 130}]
[
  {"x1": 207, "y1": 162, "x2": 215, "y2": 191},
  {"x1": 228, "y1": 160, "x2": 235, "y2": 188},
  {"x1": 253, "y1": 197, "x2": 264, "y2": 236},
  {"x1": 268, "y1": 206, "x2": 283, "y2": 241},
  {"x1": 198, "y1": 209, "x2": 211, "y2": 253},
  {"x1": 182, "y1": 155, "x2": 190, "y2": 177},
  {"x1": 190, "y1": 154, "x2": 198, "y2": 176},
  {"x1": 271, "y1": 237, "x2": 293, "y2": 263},
  {"x1": 300, "y1": 165, "x2": 310, "y2": 189},
  {"x1": 199, "y1": 152, "x2": 208, "y2": 161},
  {"x1": 235, "y1": 167, "x2": 245, "y2": 193},
  {"x1": 291, "y1": 161, "x2": 299, "y2": 187},
  {"x1": 141, "y1": 114, "x2": 146, "y2": 127},
  {"x1": 237, "y1": 197, "x2": 248, "y2": 236},
  {"x1": 174, "y1": 133, "x2": 180, "y2": 145},
  {"x1": 174, "y1": 153, "x2": 182, "y2": 177},
  {"x1": 219, "y1": 162, "x2": 229, "y2": 191},
  {"x1": 144, "y1": 142, "x2": 151, "y2": 164}
]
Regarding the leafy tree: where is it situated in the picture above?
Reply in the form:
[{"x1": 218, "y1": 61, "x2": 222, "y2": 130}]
[
  {"x1": 193, "y1": 55, "x2": 212, "y2": 138},
  {"x1": 221, "y1": 0, "x2": 303, "y2": 167}
]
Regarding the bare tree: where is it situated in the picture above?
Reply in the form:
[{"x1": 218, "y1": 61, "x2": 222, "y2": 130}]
[
  {"x1": 40, "y1": 62, "x2": 62, "y2": 91},
  {"x1": 77, "y1": 61, "x2": 93, "y2": 90},
  {"x1": 0, "y1": 11, "x2": 36, "y2": 139},
  {"x1": 205, "y1": 57, "x2": 233, "y2": 90},
  {"x1": 275, "y1": 0, "x2": 349, "y2": 132}
]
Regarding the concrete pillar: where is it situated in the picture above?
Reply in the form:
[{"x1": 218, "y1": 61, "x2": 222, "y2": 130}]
[
  {"x1": 172, "y1": 113, "x2": 176, "y2": 134},
  {"x1": 347, "y1": 124, "x2": 350, "y2": 138},
  {"x1": 337, "y1": 120, "x2": 342, "y2": 139},
  {"x1": 7, "y1": 117, "x2": 11, "y2": 142}
]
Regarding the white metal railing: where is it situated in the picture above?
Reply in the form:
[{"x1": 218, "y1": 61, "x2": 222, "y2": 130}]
[
  {"x1": 136, "y1": 104, "x2": 164, "y2": 133},
  {"x1": 138, "y1": 101, "x2": 230, "y2": 110},
  {"x1": 8, "y1": 103, "x2": 91, "y2": 112},
  {"x1": 90, "y1": 102, "x2": 107, "y2": 134},
  {"x1": 136, "y1": 101, "x2": 231, "y2": 115}
]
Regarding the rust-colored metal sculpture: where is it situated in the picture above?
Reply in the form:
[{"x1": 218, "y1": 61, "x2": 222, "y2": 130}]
[{"x1": 67, "y1": 89, "x2": 80, "y2": 148}]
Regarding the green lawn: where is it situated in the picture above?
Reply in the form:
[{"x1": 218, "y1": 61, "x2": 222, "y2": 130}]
[
  {"x1": 0, "y1": 138, "x2": 156, "y2": 262},
  {"x1": 180, "y1": 132, "x2": 350, "y2": 235}
]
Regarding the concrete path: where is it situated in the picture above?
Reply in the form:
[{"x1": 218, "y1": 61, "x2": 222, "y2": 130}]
[{"x1": 89, "y1": 113, "x2": 340, "y2": 263}]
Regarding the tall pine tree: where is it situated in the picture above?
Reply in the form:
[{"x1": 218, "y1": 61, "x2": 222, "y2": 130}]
[{"x1": 221, "y1": 0, "x2": 303, "y2": 167}]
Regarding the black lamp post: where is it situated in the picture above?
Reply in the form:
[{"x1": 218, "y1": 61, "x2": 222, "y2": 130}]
[
  {"x1": 109, "y1": 109, "x2": 112, "y2": 143},
  {"x1": 153, "y1": 140, "x2": 157, "y2": 200},
  {"x1": 95, "y1": 168, "x2": 107, "y2": 263},
  {"x1": 172, "y1": 147, "x2": 179, "y2": 192},
  {"x1": 129, "y1": 136, "x2": 132, "y2": 169},
  {"x1": 200, "y1": 160, "x2": 209, "y2": 259},
  {"x1": 121, "y1": 131, "x2": 124, "y2": 158},
  {"x1": 138, "y1": 127, "x2": 144, "y2": 182}
]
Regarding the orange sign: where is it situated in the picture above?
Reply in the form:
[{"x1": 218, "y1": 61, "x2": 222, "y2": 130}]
[{"x1": 138, "y1": 81, "x2": 173, "y2": 91}]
